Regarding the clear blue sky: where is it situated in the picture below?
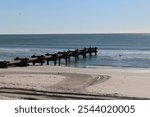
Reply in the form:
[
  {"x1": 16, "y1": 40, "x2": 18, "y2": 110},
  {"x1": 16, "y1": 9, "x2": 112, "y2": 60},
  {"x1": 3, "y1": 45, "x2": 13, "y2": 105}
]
[{"x1": 0, "y1": 0, "x2": 150, "y2": 34}]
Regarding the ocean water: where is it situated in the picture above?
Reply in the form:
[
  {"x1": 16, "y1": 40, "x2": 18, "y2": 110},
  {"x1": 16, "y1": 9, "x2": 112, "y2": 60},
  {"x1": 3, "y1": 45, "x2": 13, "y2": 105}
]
[{"x1": 1, "y1": 34, "x2": 150, "y2": 68}]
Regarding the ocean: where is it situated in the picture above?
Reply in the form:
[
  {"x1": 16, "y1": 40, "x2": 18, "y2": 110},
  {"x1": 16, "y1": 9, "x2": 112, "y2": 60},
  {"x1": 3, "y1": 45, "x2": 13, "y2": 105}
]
[{"x1": 1, "y1": 34, "x2": 150, "y2": 68}]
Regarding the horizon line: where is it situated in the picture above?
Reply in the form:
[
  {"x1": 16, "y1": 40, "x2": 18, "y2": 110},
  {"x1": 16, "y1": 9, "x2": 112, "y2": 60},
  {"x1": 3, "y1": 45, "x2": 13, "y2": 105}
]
[{"x1": 0, "y1": 32, "x2": 150, "y2": 35}]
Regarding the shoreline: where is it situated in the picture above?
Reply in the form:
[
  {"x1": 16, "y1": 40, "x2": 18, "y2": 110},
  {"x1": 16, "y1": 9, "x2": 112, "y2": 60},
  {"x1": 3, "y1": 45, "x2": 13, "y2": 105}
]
[
  {"x1": 0, "y1": 65, "x2": 150, "y2": 99},
  {"x1": 83, "y1": 65, "x2": 150, "y2": 70}
]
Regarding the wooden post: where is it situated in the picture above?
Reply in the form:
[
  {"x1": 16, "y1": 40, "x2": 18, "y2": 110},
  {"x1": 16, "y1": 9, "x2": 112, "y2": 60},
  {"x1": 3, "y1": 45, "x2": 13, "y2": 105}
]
[
  {"x1": 24, "y1": 58, "x2": 29, "y2": 66},
  {"x1": 75, "y1": 49, "x2": 79, "y2": 59},
  {"x1": 75, "y1": 56, "x2": 77, "y2": 61},
  {"x1": 52, "y1": 53, "x2": 57, "y2": 66},
  {"x1": 89, "y1": 51, "x2": 92, "y2": 56},
  {"x1": 65, "y1": 57, "x2": 67, "y2": 63},
  {"x1": 54, "y1": 60, "x2": 57, "y2": 65},
  {"x1": 58, "y1": 58, "x2": 61, "y2": 65},
  {"x1": 81, "y1": 49, "x2": 86, "y2": 59},
  {"x1": 94, "y1": 47, "x2": 98, "y2": 55},
  {"x1": 40, "y1": 61, "x2": 43, "y2": 66},
  {"x1": 46, "y1": 60, "x2": 49, "y2": 65},
  {"x1": 40, "y1": 55, "x2": 44, "y2": 66},
  {"x1": 95, "y1": 52, "x2": 97, "y2": 55},
  {"x1": 68, "y1": 57, "x2": 70, "y2": 62}
]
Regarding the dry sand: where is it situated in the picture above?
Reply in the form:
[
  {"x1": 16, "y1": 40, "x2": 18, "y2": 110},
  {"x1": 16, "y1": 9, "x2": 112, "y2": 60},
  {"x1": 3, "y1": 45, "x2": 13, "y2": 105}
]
[{"x1": 0, "y1": 66, "x2": 150, "y2": 99}]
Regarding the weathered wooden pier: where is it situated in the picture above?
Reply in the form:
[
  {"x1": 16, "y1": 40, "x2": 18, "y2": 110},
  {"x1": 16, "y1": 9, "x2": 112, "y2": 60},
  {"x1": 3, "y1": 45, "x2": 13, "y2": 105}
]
[{"x1": 0, "y1": 47, "x2": 98, "y2": 68}]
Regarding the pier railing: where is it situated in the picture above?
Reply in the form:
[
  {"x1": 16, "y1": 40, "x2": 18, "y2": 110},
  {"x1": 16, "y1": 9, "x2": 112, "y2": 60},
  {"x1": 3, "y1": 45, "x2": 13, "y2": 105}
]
[{"x1": 0, "y1": 47, "x2": 98, "y2": 68}]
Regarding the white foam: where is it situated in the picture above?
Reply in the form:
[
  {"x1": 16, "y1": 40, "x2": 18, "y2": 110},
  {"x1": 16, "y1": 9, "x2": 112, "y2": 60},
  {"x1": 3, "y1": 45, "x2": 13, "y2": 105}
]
[
  {"x1": 0, "y1": 48, "x2": 32, "y2": 53},
  {"x1": 98, "y1": 49, "x2": 150, "y2": 60}
]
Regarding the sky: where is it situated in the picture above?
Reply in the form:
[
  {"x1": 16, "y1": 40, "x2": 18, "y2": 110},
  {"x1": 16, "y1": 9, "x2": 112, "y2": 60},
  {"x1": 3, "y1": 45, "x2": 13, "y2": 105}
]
[{"x1": 0, "y1": 0, "x2": 150, "y2": 34}]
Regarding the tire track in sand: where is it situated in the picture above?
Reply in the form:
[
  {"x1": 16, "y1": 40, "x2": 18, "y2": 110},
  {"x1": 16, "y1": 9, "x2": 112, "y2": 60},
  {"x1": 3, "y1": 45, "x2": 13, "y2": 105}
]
[{"x1": 50, "y1": 73, "x2": 111, "y2": 93}]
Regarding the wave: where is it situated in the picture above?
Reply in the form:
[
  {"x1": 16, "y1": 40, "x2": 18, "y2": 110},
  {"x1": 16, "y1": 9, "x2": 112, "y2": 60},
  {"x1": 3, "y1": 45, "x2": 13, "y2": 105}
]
[
  {"x1": 0, "y1": 47, "x2": 80, "y2": 54},
  {"x1": 1, "y1": 47, "x2": 150, "y2": 68},
  {"x1": 0, "y1": 48, "x2": 32, "y2": 53},
  {"x1": 98, "y1": 49, "x2": 150, "y2": 60},
  {"x1": 0, "y1": 47, "x2": 73, "y2": 60}
]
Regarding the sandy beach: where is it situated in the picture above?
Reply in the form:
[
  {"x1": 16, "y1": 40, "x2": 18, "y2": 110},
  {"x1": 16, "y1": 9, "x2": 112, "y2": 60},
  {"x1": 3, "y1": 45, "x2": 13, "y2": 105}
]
[{"x1": 0, "y1": 66, "x2": 150, "y2": 100}]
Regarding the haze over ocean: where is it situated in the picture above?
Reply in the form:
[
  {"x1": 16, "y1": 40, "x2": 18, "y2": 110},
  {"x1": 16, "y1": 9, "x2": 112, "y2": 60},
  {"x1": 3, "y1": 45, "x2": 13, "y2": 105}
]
[{"x1": 1, "y1": 34, "x2": 150, "y2": 68}]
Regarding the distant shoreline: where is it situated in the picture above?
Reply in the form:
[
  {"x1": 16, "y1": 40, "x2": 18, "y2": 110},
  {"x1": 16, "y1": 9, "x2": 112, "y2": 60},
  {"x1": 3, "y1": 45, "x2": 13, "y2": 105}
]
[{"x1": 0, "y1": 33, "x2": 150, "y2": 35}]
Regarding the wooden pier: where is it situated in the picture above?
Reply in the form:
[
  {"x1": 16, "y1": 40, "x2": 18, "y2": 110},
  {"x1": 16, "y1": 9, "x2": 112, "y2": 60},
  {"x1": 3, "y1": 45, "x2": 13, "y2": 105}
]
[{"x1": 0, "y1": 47, "x2": 98, "y2": 68}]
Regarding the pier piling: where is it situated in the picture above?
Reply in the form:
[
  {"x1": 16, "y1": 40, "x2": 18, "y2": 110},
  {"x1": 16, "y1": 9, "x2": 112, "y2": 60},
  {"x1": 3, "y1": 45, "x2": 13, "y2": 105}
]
[{"x1": 0, "y1": 47, "x2": 98, "y2": 68}]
